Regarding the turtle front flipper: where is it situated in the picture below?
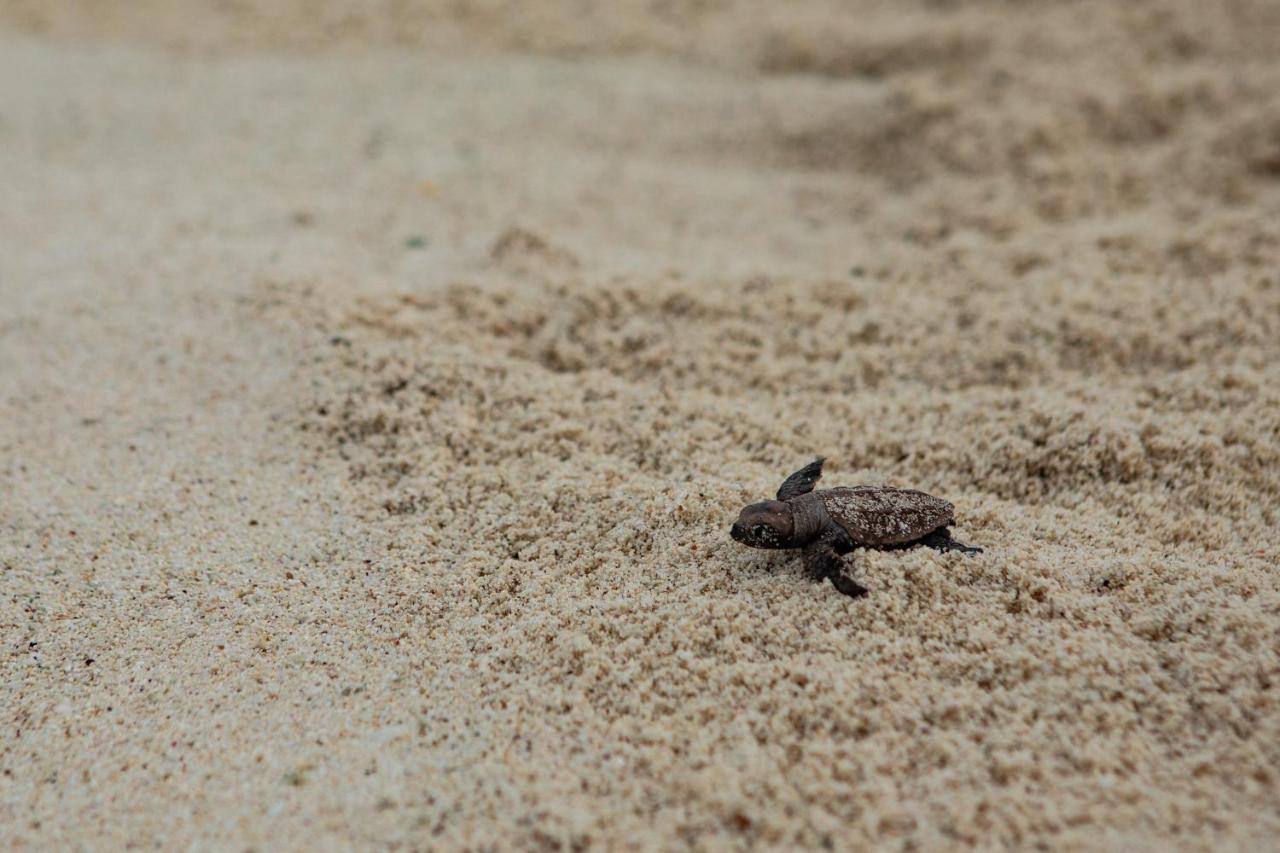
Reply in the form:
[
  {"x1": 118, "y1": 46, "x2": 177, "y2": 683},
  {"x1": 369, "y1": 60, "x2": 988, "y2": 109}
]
[
  {"x1": 803, "y1": 540, "x2": 867, "y2": 599},
  {"x1": 777, "y1": 457, "x2": 825, "y2": 501}
]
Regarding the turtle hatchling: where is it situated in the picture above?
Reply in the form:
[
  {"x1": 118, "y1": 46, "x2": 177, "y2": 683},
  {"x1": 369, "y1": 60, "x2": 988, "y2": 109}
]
[{"x1": 729, "y1": 458, "x2": 982, "y2": 598}]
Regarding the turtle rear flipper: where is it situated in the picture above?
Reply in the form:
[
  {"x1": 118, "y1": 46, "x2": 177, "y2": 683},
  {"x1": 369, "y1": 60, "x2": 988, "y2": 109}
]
[
  {"x1": 920, "y1": 527, "x2": 983, "y2": 555},
  {"x1": 777, "y1": 458, "x2": 825, "y2": 501}
]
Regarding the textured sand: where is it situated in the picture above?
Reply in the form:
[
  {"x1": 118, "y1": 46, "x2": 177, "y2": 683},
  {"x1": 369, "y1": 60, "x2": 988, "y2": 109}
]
[{"x1": 3, "y1": 2, "x2": 1280, "y2": 849}]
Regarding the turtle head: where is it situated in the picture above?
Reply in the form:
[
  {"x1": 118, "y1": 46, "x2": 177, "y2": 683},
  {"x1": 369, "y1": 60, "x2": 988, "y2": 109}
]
[{"x1": 730, "y1": 500, "x2": 795, "y2": 549}]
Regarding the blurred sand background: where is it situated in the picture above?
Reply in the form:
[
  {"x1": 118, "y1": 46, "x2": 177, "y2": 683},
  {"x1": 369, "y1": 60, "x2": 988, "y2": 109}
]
[{"x1": 3, "y1": 1, "x2": 1280, "y2": 849}]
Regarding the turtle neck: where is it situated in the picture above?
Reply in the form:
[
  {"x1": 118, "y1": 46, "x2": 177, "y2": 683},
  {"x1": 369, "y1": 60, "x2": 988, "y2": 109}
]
[{"x1": 788, "y1": 491, "x2": 830, "y2": 546}]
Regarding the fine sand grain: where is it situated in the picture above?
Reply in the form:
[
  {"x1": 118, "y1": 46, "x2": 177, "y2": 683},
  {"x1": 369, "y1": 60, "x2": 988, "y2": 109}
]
[{"x1": 2, "y1": 2, "x2": 1279, "y2": 849}]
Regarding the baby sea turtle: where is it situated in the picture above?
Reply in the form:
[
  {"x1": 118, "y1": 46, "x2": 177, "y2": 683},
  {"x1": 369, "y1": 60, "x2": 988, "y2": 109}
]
[{"x1": 729, "y1": 458, "x2": 982, "y2": 598}]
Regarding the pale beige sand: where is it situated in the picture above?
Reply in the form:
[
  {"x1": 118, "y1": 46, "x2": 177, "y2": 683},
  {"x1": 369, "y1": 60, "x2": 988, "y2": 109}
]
[{"x1": 3, "y1": 2, "x2": 1280, "y2": 849}]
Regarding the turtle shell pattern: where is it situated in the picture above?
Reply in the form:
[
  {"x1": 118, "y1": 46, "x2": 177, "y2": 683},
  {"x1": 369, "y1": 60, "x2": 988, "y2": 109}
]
[{"x1": 819, "y1": 486, "x2": 954, "y2": 546}]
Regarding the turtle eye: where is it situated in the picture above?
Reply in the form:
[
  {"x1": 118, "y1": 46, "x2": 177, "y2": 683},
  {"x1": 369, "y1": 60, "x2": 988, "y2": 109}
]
[{"x1": 752, "y1": 525, "x2": 771, "y2": 539}]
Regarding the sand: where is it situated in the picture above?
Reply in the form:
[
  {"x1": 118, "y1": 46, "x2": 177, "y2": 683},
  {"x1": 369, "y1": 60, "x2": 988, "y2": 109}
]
[{"x1": 2, "y1": 1, "x2": 1279, "y2": 849}]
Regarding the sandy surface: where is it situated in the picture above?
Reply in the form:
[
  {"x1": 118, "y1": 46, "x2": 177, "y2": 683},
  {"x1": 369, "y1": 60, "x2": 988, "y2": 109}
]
[{"x1": 3, "y1": 1, "x2": 1280, "y2": 849}]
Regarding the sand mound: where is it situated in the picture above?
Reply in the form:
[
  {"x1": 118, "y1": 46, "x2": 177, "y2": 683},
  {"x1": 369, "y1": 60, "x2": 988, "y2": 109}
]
[{"x1": 288, "y1": 212, "x2": 1278, "y2": 845}]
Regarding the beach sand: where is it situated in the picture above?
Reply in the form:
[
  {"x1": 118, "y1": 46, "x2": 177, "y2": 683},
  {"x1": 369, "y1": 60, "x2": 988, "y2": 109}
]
[{"x1": 2, "y1": 1, "x2": 1279, "y2": 848}]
